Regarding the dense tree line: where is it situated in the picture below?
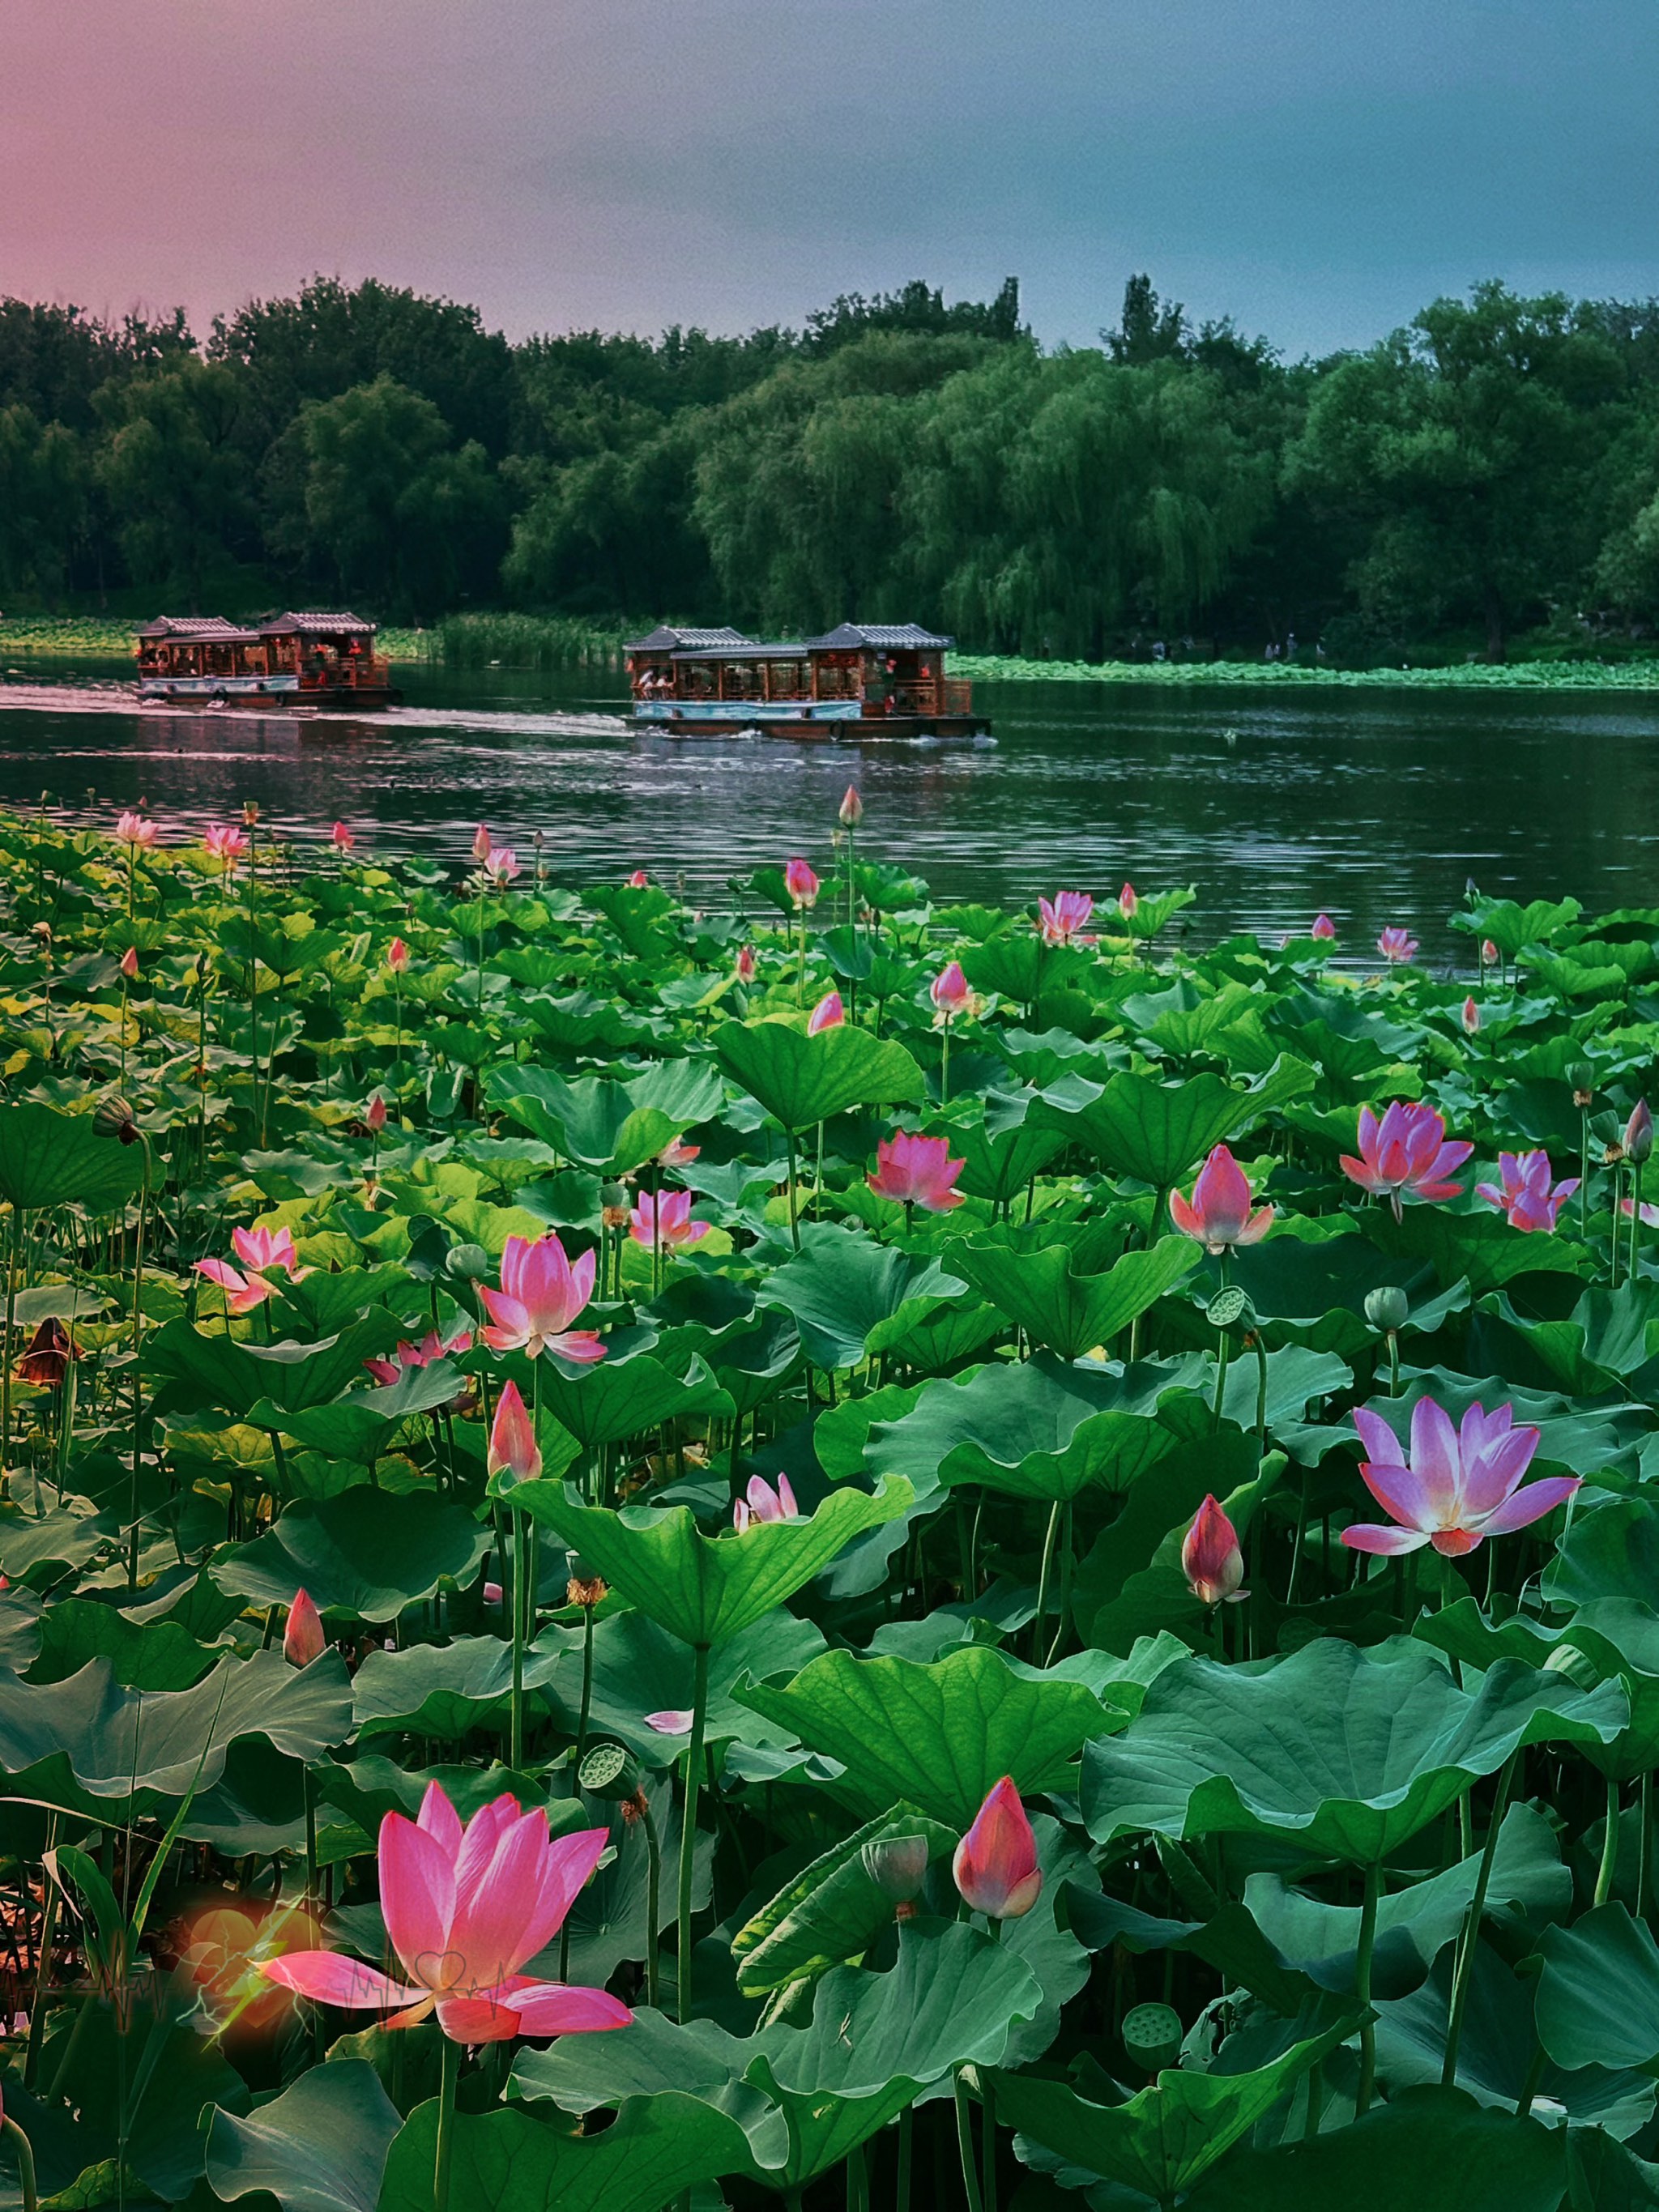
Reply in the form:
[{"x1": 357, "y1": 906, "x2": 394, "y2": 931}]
[{"x1": 6, "y1": 271, "x2": 1659, "y2": 656}]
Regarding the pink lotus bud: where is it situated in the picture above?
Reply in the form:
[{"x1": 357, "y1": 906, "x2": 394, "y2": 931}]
[
  {"x1": 471, "y1": 824, "x2": 493, "y2": 863},
  {"x1": 119, "y1": 945, "x2": 139, "y2": 980},
  {"x1": 487, "y1": 1379, "x2": 542, "y2": 1485},
  {"x1": 1461, "y1": 996, "x2": 1481, "y2": 1035},
  {"x1": 284, "y1": 1588, "x2": 326, "y2": 1668},
  {"x1": 838, "y1": 785, "x2": 864, "y2": 827},
  {"x1": 386, "y1": 936, "x2": 409, "y2": 974},
  {"x1": 482, "y1": 1580, "x2": 504, "y2": 1607},
  {"x1": 1627, "y1": 1100, "x2": 1654, "y2": 1166},
  {"x1": 930, "y1": 961, "x2": 970, "y2": 1014},
  {"x1": 1311, "y1": 913, "x2": 1337, "y2": 941},
  {"x1": 784, "y1": 856, "x2": 820, "y2": 910},
  {"x1": 952, "y1": 1777, "x2": 1043, "y2": 1920},
  {"x1": 1481, "y1": 939, "x2": 1499, "y2": 965},
  {"x1": 365, "y1": 1093, "x2": 387, "y2": 1132},
  {"x1": 1183, "y1": 1494, "x2": 1245, "y2": 1606},
  {"x1": 1118, "y1": 882, "x2": 1138, "y2": 918},
  {"x1": 807, "y1": 989, "x2": 844, "y2": 1034},
  {"x1": 736, "y1": 945, "x2": 757, "y2": 982},
  {"x1": 331, "y1": 820, "x2": 354, "y2": 851},
  {"x1": 628, "y1": 869, "x2": 649, "y2": 887}
]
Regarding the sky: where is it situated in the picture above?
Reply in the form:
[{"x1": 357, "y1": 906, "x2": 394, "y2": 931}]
[{"x1": 5, "y1": 0, "x2": 1657, "y2": 359}]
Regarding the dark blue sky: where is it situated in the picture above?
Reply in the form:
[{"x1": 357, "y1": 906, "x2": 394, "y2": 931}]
[{"x1": 7, "y1": 0, "x2": 1656, "y2": 356}]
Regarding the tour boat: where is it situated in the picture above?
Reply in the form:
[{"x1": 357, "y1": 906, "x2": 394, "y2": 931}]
[
  {"x1": 134, "y1": 612, "x2": 400, "y2": 710},
  {"x1": 625, "y1": 622, "x2": 988, "y2": 739}
]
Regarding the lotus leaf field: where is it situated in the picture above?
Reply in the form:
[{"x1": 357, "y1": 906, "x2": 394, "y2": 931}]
[{"x1": 2, "y1": 805, "x2": 1659, "y2": 2212}]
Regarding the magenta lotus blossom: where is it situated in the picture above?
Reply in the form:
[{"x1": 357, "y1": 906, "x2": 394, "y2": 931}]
[
  {"x1": 733, "y1": 1473, "x2": 799, "y2": 1534},
  {"x1": 115, "y1": 811, "x2": 158, "y2": 848},
  {"x1": 364, "y1": 1328, "x2": 474, "y2": 1387},
  {"x1": 868, "y1": 1130, "x2": 965, "y2": 1212},
  {"x1": 478, "y1": 1234, "x2": 605, "y2": 1362},
  {"x1": 629, "y1": 1189, "x2": 710, "y2": 1251},
  {"x1": 1182, "y1": 1494, "x2": 1246, "y2": 1605},
  {"x1": 931, "y1": 961, "x2": 970, "y2": 1016},
  {"x1": 1311, "y1": 913, "x2": 1337, "y2": 941},
  {"x1": 1037, "y1": 890, "x2": 1096, "y2": 947},
  {"x1": 259, "y1": 1783, "x2": 630, "y2": 2044},
  {"x1": 807, "y1": 989, "x2": 844, "y2": 1034},
  {"x1": 484, "y1": 846, "x2": 520, "y2": 886},
  {"x1": 953, "y1": 1778, "x2": 1042, "y2": 1920},
  {"x1": 203, "y1": 824, "x2": 250, "y2": 869},
  {"x1": 197, "y1": 1224, "x2": 311, "y2": 1314},
  {"x1": 1341, "y1": 1102, "x2": 1473, "y2": 1219},
  {"x1": 284, "y1": 1589, "x2": 326, "y2": 1668},
  {"x1": 1169, "y1": 1144, "x2": 1274, "y2": 1253},
  {"x1": 1341, "y1": 1396, "x2": 1580, "y2": 1558},
  {"x1": 1477, "y1": 1150, "x2": 1580, "y2": 1233},
  {"x1": 331, "y1": 821, "x2": 354, "y2": 851},
  {"x1": 1378, "y1": 927, "x2": 1418, "y2": 964},
  {"x1": 658, "y1": 1137, "x2": 700, "y2": 1168},
  {"x1": 784, "y1": 856, "x2": 821, "y2": 909},
  {"x1": 488, "y1": 1380, "x2": 541, "y2": 1485}
]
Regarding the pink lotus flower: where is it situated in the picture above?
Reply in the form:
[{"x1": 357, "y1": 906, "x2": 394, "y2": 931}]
[
  {"x1": 931, "y1": 961, "x2": 970, "y2": 1015},
  {"x1": 868, "y1": 1130, "x2": 965, "y2": 1212},
  {"x1": 629, "y1": 1189, "x2": 710, "y2": 1251},
  {"x1": 733, "y1": 1473, "x2": 799, "y2": 1534},
  {"x1": 784, "y1": 857, "x2": 820, "y2": 910},
  {"x1": 364, "y1": 1329, "x2": 473, "y2": 1386},
  {"x1": 1621, "y1": 1199, "x2": 1659, "y2": 1227},
  {"x1": 479, "y1": 1235, "x2": 605, "y2": 1362},
  {"x1": 119, "y1": 945, "x2": 139, "y2": 980},
  {"x1": 1118, "y1": 882, "x2": 1138, "y2": 920},
  {"x1": 1461, "y1": 996, "x2": 1481, "y2": 1035},
  {"x1": 1341, "y1": 1397, "x2": 1579, "y2": 1558},
  {"x1": 115, "y1": 811, "x2": 158, "y2": 848},
  {"x1": 953, "y1": 1777, "x2": 1042, "y2": 1921},
  {"x1": 645, "y1": 1710, "x2": 693, "y2": 1735},
  {"x1": 488, "y1": 1379, "x2": 541, "y2": 1485},
  {"x1": 838, "y1": 785, "x2": 864, "y2": 827},
  {"x1": 627, "y1": 868, "x2": 649, "y2": 887},
  {"x1": 386, "y1": 936, "x2": 410, "y2": 974},
  {"x1": 658, "y1": 1137, "x2": 700, "y2": 1168},
  {"x1": 807, "y1": 989, "x2": 844, "y2": 1034},
  {"x1": 1037, "y1": 891, "x2": 1096, "y2": 947},
  {"x1": 259, "y1": 1782, "x2": 630, "y2": 2044},
  {"x1": 484, "y1": 846, "x2": 520, "y2": 886},
  {"x1": 472, "y1": 825, "x2": 493, "y2": 862},
  {"x1": 1311, "y1": 914, "x2": 1337, "y2": 941},
  {"x1": 1481, "y1": 938, "x2": 1499, "y2": 965},
  {"x1": 331, "y1": 821, "x2": 354, "y2": 851},
  {"x1": 1183, "y1": 1495, "x2": 1246, "y2": 1605},
  {"x1": 736, "y1": 946, "x2": 757, "y2": 983},
  {"x1": 203, "y1": 824, "x2": 250, "y2": 870},
  {"x1": 1341, "y1": 1102, "x2": 1472, "y2": 1219},
  {"x1": 284, "y1": 1588, "x2": 326, "y2": 1668},
  {"x1": 1169, "y1": 1144, "x2": 1274, "y2": 1253},
  {"x1": 1377, "y1": 927, "x2": 1418, "y2": 965},
  {"x1": 196, "y1": 1224, "x2": 311, "y2": 1314},
  {"x1": 1477, "y1": 1151, "x2": 1580, "y2": 1233}
]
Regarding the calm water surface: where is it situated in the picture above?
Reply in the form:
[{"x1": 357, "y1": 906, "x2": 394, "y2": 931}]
[{"x1": 2, "y1": 662, "x2": 1656, "y2": 952}]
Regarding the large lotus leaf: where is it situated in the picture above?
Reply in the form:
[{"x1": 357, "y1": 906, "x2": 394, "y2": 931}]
[
  {"x1": 755, "y1": 1224, "x2": 968, "y2": 1370},
  {"x1": 41, "y1": 2001, "x2": 249, "y2": 2201},
  {"x1": 515, "y1": 1477, "x2": 911, "y2": 1647},
  {"x1": 1547, "y1": 1494, "x2": 1659, "y2": 1609},
  {"x1": 711, "y1": 1016, "x2": 923, "y2": 1131},
  {"x1": 485, "y1": 1059, "x2": 720, "y2": 1174},
  {"x1": 533, "y1": 1347, "x2": 730, "y2": 1448},
  {"x1": 732, "y1": 1806, "x2": 962, "y2": 1995},
  {"x1": 542, "y1": 1605, "x2": 825, "y2": 1766},
  {"x1": 1226, "y1": 1225, "x2": 1465, "y2": 1357},
  {"x1": 1063, "y1": 1885, "x2": 1320, "y2": 2017},
  {"x1": 952, "y1": 1235, "x2": 1198, "y2": 1359},
  {"x1": 710, "y1": 1307, "x2": 804, "y2": 1417},
  {"x1": 377, "y1": 2091, "x2": 753, "y2": 2212},
  {"x1": 959, "y1": 934, "x2": 1094, "y2": 1006},
  {"x1": 1418, "y1": 1596, "x2": 1659, "y2": 1779},
  {"x1": 1179, "y1": 2085, "x2": 1566, "y2": 2212},
  {"x1": 147, "y1": 1315, "x2": 403, "y2": 1418},
  {"x1": 996, "y1": 1814, "x2": 1100, "y2": 2068},
  {"x1": 28, "y1": 1596, "x2": 220, "y2": 1691},
  {"x1": 950, "y1": 1108, "x2": 1070, "y2": 1205},
  {"x1": 0, "y1": 1102, "x2": 148, "y2": 1212},
  {"x1": 269, "y1": 1263, "x2": 424, "y2": 1337},
  {"x1": 0, "y1": 1647, "x2": 350, "y2": 1810},
  {"x1": 868, "y1": 1351, "x2": 1177, "y2": 1504},
  {"x1": 535, "y1": 1773, "x2": 713, "y2": 1986},
  {"x1": 351, "y1": 1635, "x2": 566, "y2": 1741},
  {"x1": 1566, "y1": 2129, "x2": 1659, "y2": 2212},
  {"x1": 1371, "y1": 1206, "x2": 1589, "y2": 1297},
  {"x1": 986, "y1": 2014, "x2": 1350, "y2": 2204},
  {"x1": 1032, "y1": 1057, "x2": 1312, "y2": 1186},
  {"x1": 1477, "y1": 1285, "x2": 1659, "y2": 1398},
  {"x1": 0, "y1": 1502, "x2": 112, "y2": 1588},
  {"x1": 1082, "y1": 1635, "x2": 1627, "y2": 1863},
  {"x1": 1458, "y1": 894, "x2": 1584, "y2": 960},
  {"x1": 251, "y1": 1357, "x2": 467, "y2": 1461},
  {"x1": 1073, "y1": 1428, "x2": 1265, "y2": 1652},
  {"x1": 733, "y1": 1641, "x2": 1115, "y2": 1826},
  {"x1": 211, "y1": 1491, "x2": 490, "y2": 1621},
  {"x1": 205, "y1": 2060, "x2": 399, "y2": 2212},
  {"x1": 1537, "y1": 1905, "x2": 1659, "y2": 2072},
  {"x1": 1245, "y1": 1803, "x2": 1570, "y2": 2001}
]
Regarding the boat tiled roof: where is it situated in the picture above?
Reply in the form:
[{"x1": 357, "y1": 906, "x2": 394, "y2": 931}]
[
  {"x1": 259, "y1": 612, "x2": 377, "y2": 634},
  {"x1": 668, "y1": 642, "x2": 808, "y2": 660},
  {"x1": 804, "y1": 623, "x2": 955, "y2": 650},
  {"x1": 626, "y1": 625, "x2": 755, "y2": 652},
  {"x1": 134, "y1": 616, "x2": 262, "y2": 642}
]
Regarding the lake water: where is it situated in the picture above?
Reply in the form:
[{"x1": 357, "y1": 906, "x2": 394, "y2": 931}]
[{"x1": 2, "y1": 662, "x2": 1657, "y2": 956}]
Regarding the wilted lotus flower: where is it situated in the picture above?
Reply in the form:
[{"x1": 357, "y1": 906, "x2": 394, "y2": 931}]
[
  {"x1": 862, "y1": 1834, "x2": 929, "y2": 1907},
  {"x1": 658, "y1": 1137, "x2": 700, "y2": 1168},
  {"x1": 1311, "y1": 913, "x2": 1337, "y2": 941},
  {"x1": 284, "y1": 1588, "x2": 326, "y2": 1668},
  {"x1": 1037, "y1": 890, "x2": 1095, "y2": 947},
  {"x1": 807, "y1": 990, "x2": 844, "y2": 1034},
  {"x1": 1477, "y1": 1150, "x2": 1580, "y2": 1232},
  {"x1": 629, "y1": 1189, "x2": 709, "y2": 1251},
  {"x1": 645, "y1": 1710, "x2": 693, "y2": 1735},
  {"x1": 1377, "y1": 927, "x2": 1418, "y2": 965},
  {"x1": 478, "y1": 1235, "x2": 604, "y2": 1362},
  {"x1": 1341, "y1": 1102, "x2": 1472, "y2": 1220},
  {"x1": 733, "y1": 1473, "x2": 799, "y2": 1533},
  {"x1": 784, "y1": 856, "x2": 821, "y2": 910},
  {"x1": 16, "y1": 1317, "x2": 74, "y2": 1386},
  {"x1": 953, "y1": 1778, "x2": 1042, "y2": 1920},
  {"x1": 868, "y1": 1130, "x2": 965, "y2": 1212},
  {"x1": 838, "y1": 785, "x2": 863, "y2": 826},
  {"x1": 1182, "y1": 1494, "x2": 1247, "y2": 1606},
  {"x1": 116, "y1": 810, "x2": 159, "y2": 848},
  {"x1": 364, "y1": 1328, "x2": 472, "y2": 1386},
  {"x1": 1341, "y1": 1396, "x2": 1579, "y2": 1557},
  {"x1": 1169, "y1": 1144, "x2": 1274, "y2": 1253}
]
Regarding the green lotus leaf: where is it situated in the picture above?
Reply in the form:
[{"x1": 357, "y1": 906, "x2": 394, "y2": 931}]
[
  {"x1": 732, "y1": 1805, "x2": 961, "y2": 1995},
  {"x1": 147, "y1": 1314, "x2": 403, "y2": 1419},
  {"x1": 0, "y1": 1102, "x2": 148, "y2": 1213},
  {"x1": 27, "y1": 1595, "x2": 220, "y2": 1692},
  {"x1": 1537, "y1": 1904, "x2": 1659, "y2": 2073},
  {"x1": 485, "y1": 1059, "x2": 720, "y2": 1174},
  {"x1": 733, "y1": 1640, "x2": 1115, "y2": 1825},
  {"x1": 211, "y1": 1491, "x2": 490, "y2": 1622},
  {"x1": 1547, "y1": 1494, "x2": 1659, "y2": 1609},
  {"x1": 1082, "y1": 1635, "x2": 1627, "y2": 1863},
  {"x1": 1032, "y1": 1056, "x2": 1313, "y2": 1187},
  {"x1": 1418, "y1": 1596, "x2": 1659, "y2": 1779},
  {"x1": 951, "y1": 1234, "x2": 1198, "y2": 1359},
  {"x1": 351, "y1": 1634, "x2": 566, "y2": 1741},
  {"x1": 205, "y1": 2060, "x2": 399, "y2": 2212},
  {"x1": 755, "y1": 1224, "x2": 967, "y2": 1370},
  {"x1": 1063, "y1": 1883, "x2": 1321, "y2": 2016},
  {"x1": 958, "y1": 933, "x2": 1094, "y2": 1007},
  {"x1": 1226, "y1": 1223, "x2": 1466, "y2": 1357},
  {"x1": 949, "y1": 1106, "x2": 1070, "y2": 1205},
  {"x1": 1456, "y1": 894, "x2": 1584, "y2": 959},
  {"x1": 514, "y1": 1476, "x2": 911, "y2": 1647},
  {"x1": 531, "y1": 1347, "x2": 730, "y2": 1449},
  {"x1": 712, "y1": 1016, "x2": 923, "y2": 1132}
]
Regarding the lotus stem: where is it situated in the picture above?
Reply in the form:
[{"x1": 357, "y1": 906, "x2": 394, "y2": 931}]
[
  {"x1": 577, "y1": 1602, "x2": 595, "y2": 1764},
  {"x1": 1514, "y1": 2038, "x2": 1549, "y2": 2118},
  {"x1": 1046, "y1": 1502, "x2": 1073, "y2": 1668},
  {"x1": 895, "y1": 2106, "x2": 913, "y2": 2212},
  {"x1": 1640, "y1": 1771, "x2": 1653, "y2": 1922},
  {"x1": 642, "y1": 1793, "x2": 663, "y2": 2011},
  {"x1": 1030, "y1": 1499, "x2": 1063, "y2": 1663},
  {"x1": 433, "y1": 2030, "x2": 459, "y2": 2212},
  {"x1": 1440, "y1": 1746, "x2": 1517, "y2": 2087},
  {"x1": 785, "y1": 1129, "x2": 801, "y2": 1250},
  {"x1": 953, "y1": 2068, "x2": 986, "y2": 2212},
  {"x1": 2, "y1": 2116, "x2": 37, "y2": 2212},
  {"x1": 1, "y1": 1204, "x2": 21, "y2": 1486},
  {"x1": 676, "y1": 1640, "x2": 710, "y2": 2023},
  {"x1": 1595, "y1": 1775, "x2": 1622, "y2": 1907},
  {"x1": 1354, "y1": 1857, "x2": 1381, "y2": 2116},
  {"x1": 982, "y1": 2075, "x2": 998, "y2": 2212},
  {"x1": 510, "y1": 1503, "x2": 527, "y2": 1771}
]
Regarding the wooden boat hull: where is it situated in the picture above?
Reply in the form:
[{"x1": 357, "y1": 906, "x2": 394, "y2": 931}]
[
  {"x1": 135, "y1": 680, "x2": 400, "y2": 712},
  {"x1": 638, "y1": 713, "x2": 989, "y2": 741}
]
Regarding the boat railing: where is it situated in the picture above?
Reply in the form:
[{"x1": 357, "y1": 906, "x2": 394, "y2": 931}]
[{"x1": 943, "y1": 678, "x2": 973, "y2": 714}]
